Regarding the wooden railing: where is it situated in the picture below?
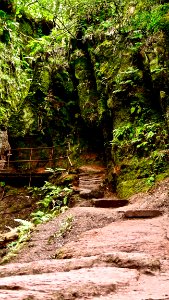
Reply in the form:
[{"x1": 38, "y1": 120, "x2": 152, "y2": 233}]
[
  {"x1": 9, "y1": 147, "x2": 54, "y2": 168},
  {"x1": 0, "y1": 147, "x2": 68, "y2": 171}
]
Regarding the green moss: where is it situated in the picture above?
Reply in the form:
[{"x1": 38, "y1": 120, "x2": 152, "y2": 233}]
[
  {"x1": 77, "y1": 82, "x2": 98, "y2": 123},
  {"x1": 52, "y1": 173, "x2": 78, "y2": 186},
  {"x1": 117, "y1": 178, "x2": 149, "y2": 198},
  {"x1": 40, "y1": 69, "x2": 50, "y2": 93},
  {"x1": 19, "y1": 19, "x2": 34, "y2": 36},
  {"x1": 73, "y1": 52, "x2": 99, "y2": 124},
  {"x1": 114, "y1": 150, "x2": 169, "y2": 198},
  {"x1": 119, "y1": 157, "x2": 153, "y2": 179},
  {"x1": 117, "y1": 165, "x2": 169, "y2": 198},
  {"x1": 156, "y1": 170, "x2": 169, "y2": 182}
]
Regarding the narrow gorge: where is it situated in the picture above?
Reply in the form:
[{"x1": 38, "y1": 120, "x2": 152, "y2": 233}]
[{"x1": 0, "y1": 0, "x2": 169, "y2": 299}]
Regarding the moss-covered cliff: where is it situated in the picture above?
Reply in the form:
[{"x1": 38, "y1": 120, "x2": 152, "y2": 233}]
[{"x1": 0, "y1": 0, "x2": 169, "y2": 197}]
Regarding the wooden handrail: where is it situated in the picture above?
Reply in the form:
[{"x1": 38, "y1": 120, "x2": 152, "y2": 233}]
[
  {"x1": 9, "y1": 159, "x2": 54, "y2": 163},
  {"x1": 9, "y1": 156, "x2": 67, "y2": 163},
  {"x1": 11, "y1": 146, "x2": 54, "y2": 151},
  {"x1": 0, "y1": 146, "x2": 71, "y2": 171}
]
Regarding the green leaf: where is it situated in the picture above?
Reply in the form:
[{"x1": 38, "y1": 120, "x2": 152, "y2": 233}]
[
  {"x1": 137, "y1": 106, "x2": 142, "y2": 114},
  {"x1": 131, "y1": 107, "x2": 136, "y2": 114}
]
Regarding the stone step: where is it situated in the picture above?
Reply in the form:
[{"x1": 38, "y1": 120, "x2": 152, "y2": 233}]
[
  {"x1": 123, "y1": 209, "x2": 162, "y2": 218},
  {"x1": 79, "y1": 178, "x2": 103, "y2": 182},
  {"x1": 79, "y1": 189, "x2": 104, "y2": 199},
  {"x1": 79, "y1": 176, "x2": 103, "y2": 180},
  {"x1": 76, "y1": 164, "x2": 106, "y2": 200},
  {"x1": 80, "y1": 179, "x2": 103, "y2": 183},
  {"x1": 72, "y1": 185, "x2": 103, "y2": 192},
  {"x1": 91, "y1": 199, "x2": 129, "y2": 208},
  {"x1": 79, "y1": 172, "x2": 104, "y2": 176},
  {"x1": 78, "y1": 166, "x2": 106, "y2": 174},
  {"x1": 79, "y1": 182, "x2": 103, "y2": 186},
  {"x1": 79, "y1": 184, "x2": 101, "y2": 190}
]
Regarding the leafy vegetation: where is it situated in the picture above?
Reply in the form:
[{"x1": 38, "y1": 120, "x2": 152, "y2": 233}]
[
  {"x1": 0, "y1": 0, "x2": 168, "y2": 197},
  {"x1": 111, "y1": 122, "x2": 168, "y2": 157},
  {"x1": 29, "y1": 181, "x2": 72, "y2": 224},
  {"x1": 2, "y1": 218, "x2": 34, "y2": 263},
  {"x1": 1, "y1": 178, "x2": 73, "y2": 263},
  {"x1": 48, "y1": 214, "x2": 74, "y2": 244},
  {"x1": 2, "y1": 0, "x2": 169, "y2": 265}
]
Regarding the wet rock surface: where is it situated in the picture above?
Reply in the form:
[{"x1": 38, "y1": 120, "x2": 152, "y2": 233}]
[{"x1": 0, "y1": 173, "x2": 169, "y2": 299}]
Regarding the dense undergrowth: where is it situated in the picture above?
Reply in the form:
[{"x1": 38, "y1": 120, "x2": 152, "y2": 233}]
[
  {"x1": 1, "y1": 175, "x2": 73, "y2": 263},
  {"x1": 0, "y1": 0, "x2": 169, "y2": 196},
  {"x1": 29, "y1": 180, "x2": 72, "y2": 224}
]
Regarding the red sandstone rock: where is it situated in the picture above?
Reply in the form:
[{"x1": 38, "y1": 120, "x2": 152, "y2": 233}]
[
  {"x1": 1, "y1": 178, "x2": 169, "y2": 299},
  {"x1": 124, "y1": 209, "x2": 162, "y2": 218}
]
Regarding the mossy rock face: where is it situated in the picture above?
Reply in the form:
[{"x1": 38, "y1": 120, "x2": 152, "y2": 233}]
[
  {"x1": 39, "y1": 69, "x2": 51, "y2": 94},
  {"x1": 19, "y1": 19, "x2": 34, "y2": 36},
  {"x1": 0, "y1": 0, "x2": 169, "y2": 202},
  {"x1": 116, "y1": 178, "x2": 150, "y2": 198},
  {"x1": 113, "y1": 150, "x2": 169, "y2": 198},
  {"x1": 77, "y1": 81, "x2": 99, "y2": 123},
  {"x1": 118, "y1": 157, "x2": 154, "y2": 181},
  {"x1": 72, "y1": 51, "x2": 99, "y2": 125},
  {"x1": 52, "y1": 173, "x2": 78, "y2": 186},
  {"x1": 156, "y1": 170, "x2": 169, "y2": 182}
]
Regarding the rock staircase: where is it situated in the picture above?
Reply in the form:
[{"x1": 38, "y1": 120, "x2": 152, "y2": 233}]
[
  {"x1": 78, "y1": 165, "x2": 105, "y2": 199},
  {"x1": 72, "y1": 164, "x2": 162, "y2": 218},
  {"x1": 73, "y1": 165, "x2": 129, "y2": 208}
]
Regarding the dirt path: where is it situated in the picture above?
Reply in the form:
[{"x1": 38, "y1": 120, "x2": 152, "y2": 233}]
[{"x1": 0, "y1": 173, "x2": 169, "y2": 299}]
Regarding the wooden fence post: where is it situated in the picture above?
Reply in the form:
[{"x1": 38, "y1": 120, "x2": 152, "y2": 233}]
[{"x1": 29, "y1": 148, "x2": 33, "y2": 170}]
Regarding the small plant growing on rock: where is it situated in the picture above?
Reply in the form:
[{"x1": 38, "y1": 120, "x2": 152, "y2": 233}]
[
  {"x1": 38, "y1": 181, "x2": 72, "y2": 209},
  {"x1": 56, "y1": 215, "x2": 74, "y2": 238},
  {"x1": 48, "y1": 214, "x2": 74, "y2": 244},
  {"x1": 31, "y1": 210, "x2": 58, "y2": 225},
  {"x1": 2, "y1": 219, "x2": 34, "y2": 263},
  {"x1": 28, "y1": 181, "x2": 72, "y2": 224}
]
